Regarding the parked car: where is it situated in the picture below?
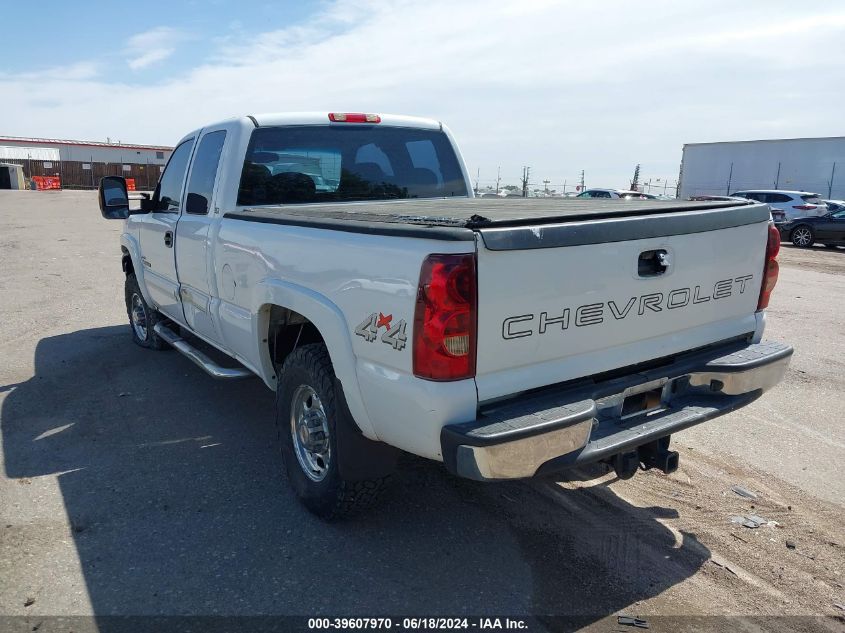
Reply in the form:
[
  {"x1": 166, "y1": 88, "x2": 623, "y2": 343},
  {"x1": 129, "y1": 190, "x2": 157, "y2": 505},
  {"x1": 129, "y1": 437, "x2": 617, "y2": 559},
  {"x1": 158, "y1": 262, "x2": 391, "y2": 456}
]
[
  {"x1": 779, "y1": 209, "x2": 845, "y2": 248},
  {"x1": 576, "y1": 188, "x2": 656, "y2": 199},
  {"x1": 823, "y1": 199, "x2": 845, "y2": 213},
  {"x1": 730, "y1": 190, "x2": 827, "y2": 222},
  {"x1": 688, "y1": 195, "x2": 784, "y2": 223},
  {"x1": 95, "y1": 111, "x2": 791, "y2": 518}
]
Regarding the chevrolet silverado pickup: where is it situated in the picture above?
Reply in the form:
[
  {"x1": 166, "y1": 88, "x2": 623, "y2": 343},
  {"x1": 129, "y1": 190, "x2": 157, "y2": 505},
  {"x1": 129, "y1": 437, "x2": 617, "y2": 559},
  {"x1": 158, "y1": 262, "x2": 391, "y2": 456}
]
[{"x1": 97, "y1": 112, "x2": 791, "y2": 518}]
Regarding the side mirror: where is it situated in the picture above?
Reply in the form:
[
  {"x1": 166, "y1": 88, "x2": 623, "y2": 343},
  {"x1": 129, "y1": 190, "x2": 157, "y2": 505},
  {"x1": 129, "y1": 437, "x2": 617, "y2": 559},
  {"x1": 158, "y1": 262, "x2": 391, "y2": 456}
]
[
  {"x1": 140, "y1": 194, "x2": 156, "y2": 212},
  {"x1": 98, "y1": 176, "x2": 130, "y2": 220}
]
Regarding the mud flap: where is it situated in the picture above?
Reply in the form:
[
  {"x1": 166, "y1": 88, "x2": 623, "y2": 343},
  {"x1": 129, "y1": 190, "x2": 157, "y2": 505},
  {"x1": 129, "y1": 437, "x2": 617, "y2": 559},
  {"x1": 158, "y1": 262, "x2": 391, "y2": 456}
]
[{"x1": 334, "y1": 378, "x2": 400, "y2": 481}]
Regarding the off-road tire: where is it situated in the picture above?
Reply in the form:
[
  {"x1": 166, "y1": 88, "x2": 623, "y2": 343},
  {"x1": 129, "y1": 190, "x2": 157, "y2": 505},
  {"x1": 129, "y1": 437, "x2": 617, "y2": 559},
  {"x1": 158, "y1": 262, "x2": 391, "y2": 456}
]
[
  {"x1": 276, "y1": 343, "x2": 390, "y2": 519},
  {"x1": 124, "y1": 273, "x2": 170, "y2": 350}
]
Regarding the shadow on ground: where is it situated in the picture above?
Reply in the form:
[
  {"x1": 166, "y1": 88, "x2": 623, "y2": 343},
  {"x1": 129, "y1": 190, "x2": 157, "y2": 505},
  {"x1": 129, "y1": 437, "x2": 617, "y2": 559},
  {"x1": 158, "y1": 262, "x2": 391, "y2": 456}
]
[{"x1": 2, "y1": 326, "x2": 711, "y2": 627}]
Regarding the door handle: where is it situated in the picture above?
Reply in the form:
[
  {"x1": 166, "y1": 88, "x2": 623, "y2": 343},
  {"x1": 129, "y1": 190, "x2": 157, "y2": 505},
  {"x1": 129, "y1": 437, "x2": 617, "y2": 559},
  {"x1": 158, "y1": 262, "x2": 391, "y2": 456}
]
[
  {"x1": 638, "y1": 249, "x2": 670, "y2": 277},
  {"x1": 164, "y1": 231, "x2": 173, "y2": 248}
]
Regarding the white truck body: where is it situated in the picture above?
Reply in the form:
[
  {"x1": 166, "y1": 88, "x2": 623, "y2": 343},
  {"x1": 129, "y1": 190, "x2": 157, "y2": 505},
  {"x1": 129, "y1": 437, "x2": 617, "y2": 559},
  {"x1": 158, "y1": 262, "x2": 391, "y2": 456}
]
[{"x1": 100, "y1": 112, "x2": 791, "y2": 515}]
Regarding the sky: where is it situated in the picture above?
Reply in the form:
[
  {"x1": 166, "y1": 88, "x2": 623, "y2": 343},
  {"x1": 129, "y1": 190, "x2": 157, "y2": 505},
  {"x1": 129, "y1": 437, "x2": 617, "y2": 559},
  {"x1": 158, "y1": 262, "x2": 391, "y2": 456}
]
[{"x1": 2, "y1": 0, "x2": 845, "y2": 191}]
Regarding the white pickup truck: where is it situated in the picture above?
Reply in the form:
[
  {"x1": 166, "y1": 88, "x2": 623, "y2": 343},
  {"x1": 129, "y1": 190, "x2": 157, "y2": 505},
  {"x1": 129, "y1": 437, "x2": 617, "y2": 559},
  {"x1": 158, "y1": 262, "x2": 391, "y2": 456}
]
[{"x1": 98, "y1": 112, "x2": 791, "y2": 519}]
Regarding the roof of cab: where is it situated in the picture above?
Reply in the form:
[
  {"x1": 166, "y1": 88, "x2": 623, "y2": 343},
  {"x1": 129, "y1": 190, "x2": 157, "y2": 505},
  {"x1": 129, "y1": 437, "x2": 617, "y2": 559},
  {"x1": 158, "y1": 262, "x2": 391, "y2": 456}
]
[{"x1": 249, "y1": 112, "x2": 442, "y2": 130}]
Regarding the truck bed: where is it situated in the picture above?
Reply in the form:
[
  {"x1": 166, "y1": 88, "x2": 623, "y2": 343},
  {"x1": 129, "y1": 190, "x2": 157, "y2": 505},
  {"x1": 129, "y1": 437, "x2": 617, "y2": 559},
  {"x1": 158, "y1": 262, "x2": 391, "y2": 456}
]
[{"x1": 224, "y1": 198, "x2": 770, "y2": 249}]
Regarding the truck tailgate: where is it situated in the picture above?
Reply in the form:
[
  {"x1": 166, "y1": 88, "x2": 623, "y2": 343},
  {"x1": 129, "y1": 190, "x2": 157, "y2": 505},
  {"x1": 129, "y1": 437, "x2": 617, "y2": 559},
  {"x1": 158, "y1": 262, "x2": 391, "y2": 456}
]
[{"x1": 474, "y1": 204, "x2": 771, "y2": 402}]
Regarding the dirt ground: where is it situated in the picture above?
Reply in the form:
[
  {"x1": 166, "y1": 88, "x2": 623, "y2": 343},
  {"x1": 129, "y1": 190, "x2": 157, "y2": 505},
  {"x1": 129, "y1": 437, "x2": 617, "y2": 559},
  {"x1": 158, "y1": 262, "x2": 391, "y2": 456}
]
[{"x1": 0, "y1": 191, "x2": 843, "y2": 632}]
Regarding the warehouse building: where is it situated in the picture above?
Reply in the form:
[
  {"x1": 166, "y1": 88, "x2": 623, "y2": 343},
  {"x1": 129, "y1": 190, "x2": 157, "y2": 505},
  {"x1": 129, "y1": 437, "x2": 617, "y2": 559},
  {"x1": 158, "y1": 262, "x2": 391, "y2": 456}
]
[
  {"x1": 0, "y1": 135, "x2": 173, "y2": 190},
  {"x1": 678, "y1": 136, "x2": 845, "y2": 200}
]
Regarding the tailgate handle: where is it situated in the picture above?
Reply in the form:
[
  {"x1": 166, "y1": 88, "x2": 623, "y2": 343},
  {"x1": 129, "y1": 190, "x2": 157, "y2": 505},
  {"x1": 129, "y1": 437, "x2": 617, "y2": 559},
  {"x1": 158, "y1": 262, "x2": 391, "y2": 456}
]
[{"x1": 638, "y1": 249, "x2": 670, "y2": 277}]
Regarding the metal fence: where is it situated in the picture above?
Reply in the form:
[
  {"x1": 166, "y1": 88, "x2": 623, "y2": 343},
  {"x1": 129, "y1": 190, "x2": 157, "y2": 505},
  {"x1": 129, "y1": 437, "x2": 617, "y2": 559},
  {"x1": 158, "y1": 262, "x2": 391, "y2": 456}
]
[{"x1": 0, "y1": 158, "x2": 163, "y2": 190}]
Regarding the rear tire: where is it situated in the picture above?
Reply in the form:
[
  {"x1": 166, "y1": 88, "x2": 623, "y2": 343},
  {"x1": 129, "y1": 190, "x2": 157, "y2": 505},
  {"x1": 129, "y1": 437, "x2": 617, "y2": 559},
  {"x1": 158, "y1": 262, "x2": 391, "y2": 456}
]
[
  {"x1": 790, "y1": 225, "x2": 814, "y2": 248},
  {"x1": 276, "y1": 343, "x2": 390, "y2": 519},
  {"x1": 124, "y1": 273, "x2": 170, "y2": 350}
]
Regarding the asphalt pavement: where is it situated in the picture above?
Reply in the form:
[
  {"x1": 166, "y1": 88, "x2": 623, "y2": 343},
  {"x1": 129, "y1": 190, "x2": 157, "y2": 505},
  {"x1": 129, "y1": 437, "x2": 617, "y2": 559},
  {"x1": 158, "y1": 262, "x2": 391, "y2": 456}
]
[{"x1": 1, "y1": 191, "x2": 842, "y2": 630}]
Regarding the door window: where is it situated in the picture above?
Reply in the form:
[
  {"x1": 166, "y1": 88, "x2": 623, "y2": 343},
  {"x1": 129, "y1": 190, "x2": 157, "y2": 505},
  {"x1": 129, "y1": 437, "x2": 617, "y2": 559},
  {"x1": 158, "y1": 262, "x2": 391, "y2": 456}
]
[
  {"x1": 186, "y1": 131, "x2": 227, "y2": 214},
  {"x1": 154, "y1": 139, "x2": 194, "y2": 212}
]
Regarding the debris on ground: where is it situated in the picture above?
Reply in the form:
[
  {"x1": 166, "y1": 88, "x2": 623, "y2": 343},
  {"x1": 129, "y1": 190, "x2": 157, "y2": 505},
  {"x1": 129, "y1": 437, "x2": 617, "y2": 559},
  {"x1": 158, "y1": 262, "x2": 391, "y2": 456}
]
[
  {"x1": 834, "y1": 603, "x2": 845, "y2": 611},
  {"x1": 118, "y1": 392, "x2": 130, "y2": 397},
  {"x1": 786, "y1": 539, "x2": 797, "y2": 549},
  {"x1": 711, "y1": 560, "x2": 738, "y2": 576},
  {"x1": 23, "y1": 597, "x2": 35, "y2": 607},
  {"x1": 617, "y1": 615, "x2": 649, "y2": 628},
  {"x1": 731, "y1": 485, "x2": 759, "y2": 499},
  {"x1": 730, "y1": 514, "x2": 777, "y2": 528}
]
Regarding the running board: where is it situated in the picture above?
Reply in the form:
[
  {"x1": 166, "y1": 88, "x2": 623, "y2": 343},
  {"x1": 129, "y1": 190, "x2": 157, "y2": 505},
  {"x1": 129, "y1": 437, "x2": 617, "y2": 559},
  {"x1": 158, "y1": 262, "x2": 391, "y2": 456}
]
[{"x1": 153, "y1": 323, "x2": 253, "y2": 380}]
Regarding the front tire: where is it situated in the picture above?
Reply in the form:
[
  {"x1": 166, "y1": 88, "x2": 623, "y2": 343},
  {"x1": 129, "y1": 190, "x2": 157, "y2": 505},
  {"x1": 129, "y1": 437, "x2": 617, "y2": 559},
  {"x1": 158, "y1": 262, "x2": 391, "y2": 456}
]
[
  {"x1": 276, "y1": 343, "x2": 390, "y2": 519},
  {"x1": 124, "y1": 273, "x2": 170, "y2": 350},
  {"x1": 791, "y1": 225, "x2": 815, "y2": 248}
]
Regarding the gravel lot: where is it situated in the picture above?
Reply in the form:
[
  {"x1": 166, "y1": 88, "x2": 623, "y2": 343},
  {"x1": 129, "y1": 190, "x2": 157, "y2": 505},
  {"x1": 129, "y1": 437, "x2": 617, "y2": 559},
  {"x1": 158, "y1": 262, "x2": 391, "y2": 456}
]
[{"x1": 0, "y1": 191, "x2": 843, "y2": 632}]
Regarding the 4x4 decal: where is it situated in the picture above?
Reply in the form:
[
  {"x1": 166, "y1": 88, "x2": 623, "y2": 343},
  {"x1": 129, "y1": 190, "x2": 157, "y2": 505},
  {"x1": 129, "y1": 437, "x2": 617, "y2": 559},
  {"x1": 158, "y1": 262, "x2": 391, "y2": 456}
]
[{"x1": 355, "y1": 312, "x2": 407, "y2": 351}]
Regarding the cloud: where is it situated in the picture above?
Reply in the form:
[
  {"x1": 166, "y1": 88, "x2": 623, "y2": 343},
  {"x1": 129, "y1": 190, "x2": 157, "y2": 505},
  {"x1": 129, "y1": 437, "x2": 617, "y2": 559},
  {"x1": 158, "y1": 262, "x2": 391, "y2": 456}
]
[
  {"x1": 2, "y1": 0, "x2": 845, "y2": 187},
  {"x1": 0, "y1": 61, "x2": 99, "y2": 81},
  {"x1": 125, "y1": 27, "x2": 187, "y2": 70}
]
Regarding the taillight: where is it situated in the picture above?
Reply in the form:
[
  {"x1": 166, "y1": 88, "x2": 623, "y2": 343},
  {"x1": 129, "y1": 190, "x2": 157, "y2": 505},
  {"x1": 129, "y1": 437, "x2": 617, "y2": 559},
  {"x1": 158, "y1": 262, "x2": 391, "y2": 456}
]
[
  {"x1": 792, "y1": 205, "x2": 815, "y2": 210},
  {"x1": 328, "y1": 112, "x2": 381, "y2": 123},
  {"x1": 757, "y1": 223, "x2": 780, "y2": 310},
  {"x1": 413, "y1": 253, "x2": 477, "y2": 381}
]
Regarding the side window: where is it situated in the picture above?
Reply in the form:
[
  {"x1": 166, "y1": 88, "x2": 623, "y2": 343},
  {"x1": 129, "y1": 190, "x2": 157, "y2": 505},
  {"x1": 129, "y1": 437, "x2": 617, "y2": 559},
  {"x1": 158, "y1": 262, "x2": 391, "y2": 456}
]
[
  {"x1": 768, "y1": 193, "x2": 790, "y2": 203},
  {"x1": 155, "y1": 139, "x2": 194, "y2": 212},
  {"x1": 186, "y1": 131, "x2": 227, "y2": 215}
]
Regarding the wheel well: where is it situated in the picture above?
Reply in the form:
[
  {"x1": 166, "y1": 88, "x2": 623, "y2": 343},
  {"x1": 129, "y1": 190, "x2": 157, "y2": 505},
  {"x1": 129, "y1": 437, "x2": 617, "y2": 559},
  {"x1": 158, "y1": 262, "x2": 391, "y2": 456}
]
[
  {"x1": 121, "y1": 247, "x2": 134, "y2": 275},
  {"x1": 266, "y1": 305, "x2": 325, "y2": 370}
]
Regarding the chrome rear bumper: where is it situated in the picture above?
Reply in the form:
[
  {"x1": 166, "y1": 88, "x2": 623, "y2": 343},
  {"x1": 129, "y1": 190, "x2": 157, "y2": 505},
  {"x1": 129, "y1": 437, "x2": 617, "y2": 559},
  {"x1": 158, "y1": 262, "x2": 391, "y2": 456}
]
[{"x1": 441, "y1": 340, "x2": 792, "y2": 481}]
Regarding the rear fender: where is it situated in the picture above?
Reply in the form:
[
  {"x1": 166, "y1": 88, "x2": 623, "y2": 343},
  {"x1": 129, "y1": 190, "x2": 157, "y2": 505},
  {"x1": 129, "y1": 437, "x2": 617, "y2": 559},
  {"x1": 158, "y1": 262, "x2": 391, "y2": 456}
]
[{"x1": 253, "y1": 278, "x2": 377, "y2": 440}]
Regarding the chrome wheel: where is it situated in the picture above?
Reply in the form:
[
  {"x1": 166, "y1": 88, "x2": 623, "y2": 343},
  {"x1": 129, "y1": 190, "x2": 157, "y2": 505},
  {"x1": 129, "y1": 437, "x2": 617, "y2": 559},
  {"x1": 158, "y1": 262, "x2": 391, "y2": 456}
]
[
  {"x1": 792, "y1": 227, "x2": 812, "y2": 247},
  {"x1": 130, "y1": 293, "x2": 149, "y2": 341},
  {"x1": 290, "y1": 385, "x2": 331, "y2": 482}
]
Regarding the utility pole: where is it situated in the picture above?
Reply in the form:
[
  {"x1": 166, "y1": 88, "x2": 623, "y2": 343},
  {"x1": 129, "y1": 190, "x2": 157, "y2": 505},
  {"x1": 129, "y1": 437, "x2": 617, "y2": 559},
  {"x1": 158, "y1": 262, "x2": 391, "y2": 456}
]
[
  {"x1": 774, "y1": 162, "x2": 781, "y2": 189},
  {"x1": 495, "y1": 166, "x2": 501, "y2": 195},
  {"x1": 726, "y1": 162, "x2": 734, "y2": 195},
  {"x1": 630, "y1": 164, "x2": 641, "y2": 191},
  {"x1": 579, "y1": 169, "x2": 585, "y2": 192},
  {"x1": 543, "y1": 179, "x2": 550, "y2": 196},
  {"x1": 521, "y1": 166, "x2": 530, "y2": 198},
  {"x1": 828, "y1": 162, "x2": 837, "y2": 198},
  {"x1": 474, "y1": 168, "x2": 480, "y2": 196}
]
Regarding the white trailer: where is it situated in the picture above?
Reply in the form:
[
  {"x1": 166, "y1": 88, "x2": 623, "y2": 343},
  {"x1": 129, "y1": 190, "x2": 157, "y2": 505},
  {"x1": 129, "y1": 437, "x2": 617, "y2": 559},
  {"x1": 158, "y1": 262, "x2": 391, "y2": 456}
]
[{"x1": 678, "y1": 137, "x2": 845, "y2": 200}]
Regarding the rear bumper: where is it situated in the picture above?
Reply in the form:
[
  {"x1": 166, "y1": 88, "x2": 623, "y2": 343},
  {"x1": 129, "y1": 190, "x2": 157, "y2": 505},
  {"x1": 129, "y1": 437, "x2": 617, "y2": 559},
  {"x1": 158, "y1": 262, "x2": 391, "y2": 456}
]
[{"x1": 441, "y1": 340, "x2": 792, "y2": 481}]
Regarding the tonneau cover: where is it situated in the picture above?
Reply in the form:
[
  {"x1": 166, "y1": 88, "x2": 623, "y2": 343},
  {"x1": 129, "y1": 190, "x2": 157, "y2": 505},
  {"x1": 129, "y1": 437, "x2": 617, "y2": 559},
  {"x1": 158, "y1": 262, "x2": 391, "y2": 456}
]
[
  {"x1": 226, "y1": 197, "x2": 754, "y2": 229},
  {"x1": 224, "y1": 197, "x2": 771, "y2": 248}
]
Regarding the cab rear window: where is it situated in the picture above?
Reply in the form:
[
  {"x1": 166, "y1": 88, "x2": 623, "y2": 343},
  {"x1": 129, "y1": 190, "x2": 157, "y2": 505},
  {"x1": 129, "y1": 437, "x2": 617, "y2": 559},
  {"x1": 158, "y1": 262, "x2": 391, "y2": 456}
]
[
  {"x1": 237, "y1": 125, "x2": 468, "y2": 205},
  {"x1": 800, "y1": 194, "x2": 823, "y2": 204}
]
